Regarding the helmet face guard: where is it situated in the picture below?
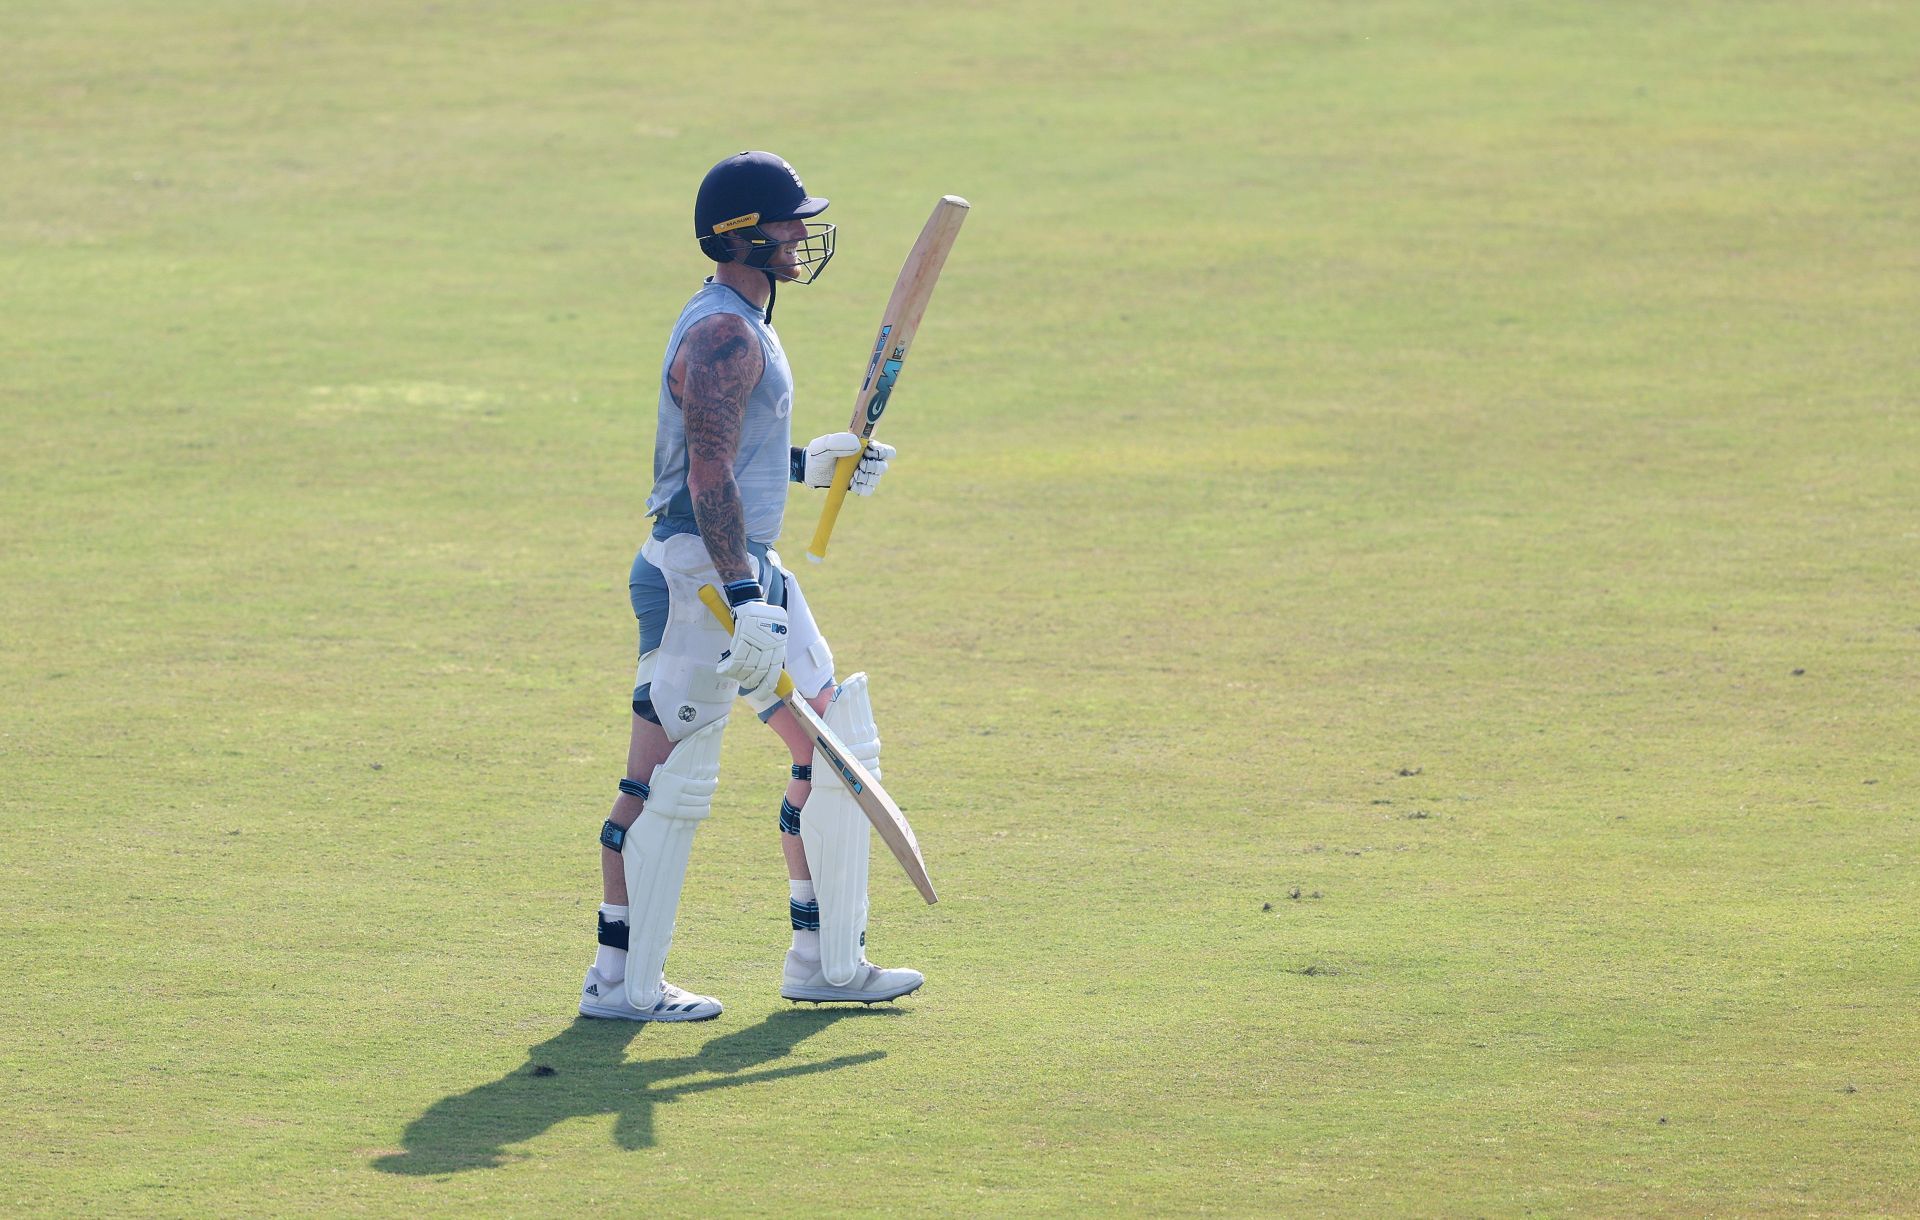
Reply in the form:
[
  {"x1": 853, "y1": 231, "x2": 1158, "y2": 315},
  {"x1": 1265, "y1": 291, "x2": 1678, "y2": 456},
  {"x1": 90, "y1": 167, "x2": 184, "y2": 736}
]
[{"x1": 703, "y1": 216, "x2": 836, "y2": 283}]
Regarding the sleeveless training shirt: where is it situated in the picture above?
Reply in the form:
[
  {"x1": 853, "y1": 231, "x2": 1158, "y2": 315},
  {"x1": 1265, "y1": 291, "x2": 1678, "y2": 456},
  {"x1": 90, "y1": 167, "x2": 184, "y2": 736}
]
[{"x1": 646, "y1": 280, "x2": 793, "y2": 544}]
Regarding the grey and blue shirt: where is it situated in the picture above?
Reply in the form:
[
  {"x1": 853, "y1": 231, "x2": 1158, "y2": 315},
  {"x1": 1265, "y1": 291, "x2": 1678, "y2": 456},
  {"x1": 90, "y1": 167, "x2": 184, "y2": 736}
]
[{"x1": 645, "y1": 280, "x2": 794, "y2": 543}]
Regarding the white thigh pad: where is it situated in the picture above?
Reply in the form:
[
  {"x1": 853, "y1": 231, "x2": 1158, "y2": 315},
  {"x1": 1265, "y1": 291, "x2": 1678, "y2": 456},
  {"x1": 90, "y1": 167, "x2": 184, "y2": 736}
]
[
  {"x1": 800, "y1": 673, "x2": 877, "y2": 987},
  {"x1": 623, "y1": 716, "x2": 726, "y2": 1010},
  {"x1": 641, "y1": 534, "x2": 741, "y2": 743}
]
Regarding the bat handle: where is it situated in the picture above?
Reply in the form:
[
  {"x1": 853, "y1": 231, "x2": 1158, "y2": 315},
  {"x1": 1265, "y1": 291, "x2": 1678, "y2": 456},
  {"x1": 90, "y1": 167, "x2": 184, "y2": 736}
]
[
  {"x1": 697, "y1": 585, "x2": 796, "y2": 700},
  {"x1": 805, "y1": 451, "x2": 862, "y2": 563}
]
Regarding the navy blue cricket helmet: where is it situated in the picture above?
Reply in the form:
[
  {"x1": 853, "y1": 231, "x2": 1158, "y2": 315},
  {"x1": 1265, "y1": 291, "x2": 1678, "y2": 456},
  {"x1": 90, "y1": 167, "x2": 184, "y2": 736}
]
[{"x1": 694, "y1": 151, "x2": 835, "y2": 284}]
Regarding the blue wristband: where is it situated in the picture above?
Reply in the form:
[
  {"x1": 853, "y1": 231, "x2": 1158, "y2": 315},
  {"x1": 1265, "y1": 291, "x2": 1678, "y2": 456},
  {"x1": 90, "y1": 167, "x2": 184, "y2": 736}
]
[
  {"x1": 724, "y1": 578, "x2": 764, "y2": 607},
  {"x1": 790, "y1": 446, "x2": 806, "y2": 483}
]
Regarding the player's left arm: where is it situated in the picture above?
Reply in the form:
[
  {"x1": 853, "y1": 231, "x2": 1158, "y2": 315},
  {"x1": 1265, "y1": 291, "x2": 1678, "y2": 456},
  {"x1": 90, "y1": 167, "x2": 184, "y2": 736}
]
[{"x1": 793, "y1": 432, "x2": 896, "y2": 496}]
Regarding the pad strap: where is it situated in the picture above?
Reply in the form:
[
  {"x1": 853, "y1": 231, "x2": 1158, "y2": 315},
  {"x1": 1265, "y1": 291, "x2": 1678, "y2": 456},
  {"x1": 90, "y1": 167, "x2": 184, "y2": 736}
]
[
  {"x1": 597, "y1": 912, "x2": 630, "y2": 949},
  {"x1": 604, "y1": 778, "x2": 649, "y2": 852},
  {"x1": 790, "y1": 763, "x2": 811, "y2": 782},
  {"x1": 779, "y1": 797, "x2": 802, "y2": 837}
]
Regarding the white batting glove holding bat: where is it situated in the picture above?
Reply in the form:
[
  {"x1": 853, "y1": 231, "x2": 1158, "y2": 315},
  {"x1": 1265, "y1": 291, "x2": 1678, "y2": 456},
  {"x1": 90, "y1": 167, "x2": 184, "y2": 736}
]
[
  {"x1": 804, "y1": 432, "x2": 896, "y2": 495},
  {"x1": 715, "y1": 580, "x2": 788, "y2": 694}
]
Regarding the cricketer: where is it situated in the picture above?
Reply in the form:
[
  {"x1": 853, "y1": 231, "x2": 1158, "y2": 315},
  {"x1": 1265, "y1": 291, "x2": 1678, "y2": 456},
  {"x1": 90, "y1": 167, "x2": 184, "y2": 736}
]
[{"x1": 578, "y1": 151, "x2": 923, "y2": 1022}]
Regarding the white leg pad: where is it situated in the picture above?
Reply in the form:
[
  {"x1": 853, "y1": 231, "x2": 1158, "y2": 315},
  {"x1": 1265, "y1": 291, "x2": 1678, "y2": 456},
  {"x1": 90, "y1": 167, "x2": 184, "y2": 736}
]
[
  {"x1": 801, "y1": 674, "x2": 877, "y2": 987},
  {"x1": 623, "y1": 716, "x2": 726, "y2": 1010}
]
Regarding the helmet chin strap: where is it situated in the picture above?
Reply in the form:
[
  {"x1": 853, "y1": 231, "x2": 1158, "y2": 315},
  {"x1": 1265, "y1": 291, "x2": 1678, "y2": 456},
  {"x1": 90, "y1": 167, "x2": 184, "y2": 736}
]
[{"x1": 762, "y1": 271, "x2": 777, "y2": 323}]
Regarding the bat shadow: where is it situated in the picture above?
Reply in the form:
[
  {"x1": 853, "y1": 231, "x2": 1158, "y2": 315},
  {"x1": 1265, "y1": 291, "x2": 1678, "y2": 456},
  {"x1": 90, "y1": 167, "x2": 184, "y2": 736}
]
[{"x1": 372, "y1": 1008, "x2": 895, "y2": 1175}]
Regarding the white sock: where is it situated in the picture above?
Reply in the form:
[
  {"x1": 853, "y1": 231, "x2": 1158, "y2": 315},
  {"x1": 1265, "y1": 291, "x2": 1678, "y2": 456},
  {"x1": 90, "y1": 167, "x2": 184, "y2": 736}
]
[
  {"x1": 595, "y1": 902, "x2": 629, "y2": 980},
  {"x1": 789, "y1": 880, "x2": 820, "y2": 957}
]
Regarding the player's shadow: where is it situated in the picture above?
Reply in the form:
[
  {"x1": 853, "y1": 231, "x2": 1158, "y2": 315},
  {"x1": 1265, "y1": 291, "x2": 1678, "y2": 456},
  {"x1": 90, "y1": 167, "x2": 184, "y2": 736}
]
[{"x1": 373, "y1": 1008, "x2": 893, "y2": 1174}]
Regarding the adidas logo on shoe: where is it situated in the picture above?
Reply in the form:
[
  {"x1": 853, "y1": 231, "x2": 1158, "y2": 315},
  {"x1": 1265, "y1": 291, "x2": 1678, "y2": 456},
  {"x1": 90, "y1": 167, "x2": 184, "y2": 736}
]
[{"x1": 585, "y1": 983, "x2": 599, "y2": 996}]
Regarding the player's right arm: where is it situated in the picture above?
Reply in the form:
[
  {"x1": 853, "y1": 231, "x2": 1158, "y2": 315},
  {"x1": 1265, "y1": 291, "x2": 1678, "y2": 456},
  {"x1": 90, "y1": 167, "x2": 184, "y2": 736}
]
[
  {"x1": 676, "y1": 312, "x2": 764, "y2": 583},
  {"x1": 673, "y1": 312, "x2": 786, "y2": 691}
]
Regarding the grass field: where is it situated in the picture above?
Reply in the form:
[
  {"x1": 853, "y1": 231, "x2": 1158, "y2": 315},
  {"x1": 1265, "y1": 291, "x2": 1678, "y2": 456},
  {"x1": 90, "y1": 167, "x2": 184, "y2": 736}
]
[{"x1": 3, "y1": 1, "x2": 1917, "y2": 1213}]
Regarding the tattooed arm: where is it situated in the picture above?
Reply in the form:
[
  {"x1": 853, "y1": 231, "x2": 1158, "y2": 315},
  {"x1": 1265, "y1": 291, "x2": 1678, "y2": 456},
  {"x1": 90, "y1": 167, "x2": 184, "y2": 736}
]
[{"x1": 673, "y1": 313, "x2": 765, "y2": 584}]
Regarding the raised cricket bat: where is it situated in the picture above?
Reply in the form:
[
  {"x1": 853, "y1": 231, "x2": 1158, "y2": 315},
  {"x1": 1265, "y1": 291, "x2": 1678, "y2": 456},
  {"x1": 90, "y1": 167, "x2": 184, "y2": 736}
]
[
  {"x1": 806, "y1": 194, "x2": 970, "y2": 563},
  {"x1": 698, "y1": 586, "x2": 937, "y2": 904}
]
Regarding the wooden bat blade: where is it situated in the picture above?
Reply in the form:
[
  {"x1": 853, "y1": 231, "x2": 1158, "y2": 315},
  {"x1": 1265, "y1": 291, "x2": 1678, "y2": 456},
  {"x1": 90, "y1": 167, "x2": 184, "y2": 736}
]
[
  {"x1": 696, "y1": 586, "x2": 938, "y2": 903},
  {"x1": 806, "y1": 195, "x2": 969, "y2": 564},
  {"x1": 787, "y1": 695, "x2": 938, "y2": 905}
]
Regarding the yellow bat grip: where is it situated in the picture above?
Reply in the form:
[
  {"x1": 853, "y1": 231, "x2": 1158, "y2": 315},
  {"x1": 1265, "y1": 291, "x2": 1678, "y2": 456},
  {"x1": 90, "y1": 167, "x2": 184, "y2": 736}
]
[
  {"x1": 697, "y1": 585, "x2": 796, "y2": 699},
  {"x1": 805, "y1": 451, "x2": 863, "y2": 563}
]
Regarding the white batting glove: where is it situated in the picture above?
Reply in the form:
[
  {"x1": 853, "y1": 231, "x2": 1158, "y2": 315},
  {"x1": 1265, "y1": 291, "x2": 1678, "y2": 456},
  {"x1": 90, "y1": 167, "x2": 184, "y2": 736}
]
[
  {"x1": 804, "y1": 432, "x2": 897, "y2": 496},
  {"x1": 849, "y1": 440, "x2": 895, "y2": 495},
  {"x1": 715, "y1": 583, "x2": 788, "y2": 693}
]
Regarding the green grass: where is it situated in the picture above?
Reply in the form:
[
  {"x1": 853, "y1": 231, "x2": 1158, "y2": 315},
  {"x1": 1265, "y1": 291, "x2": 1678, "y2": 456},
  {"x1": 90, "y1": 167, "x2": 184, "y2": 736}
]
[{"x1": 3, "y1": 1, "x2": 1916, "y2": 1213}]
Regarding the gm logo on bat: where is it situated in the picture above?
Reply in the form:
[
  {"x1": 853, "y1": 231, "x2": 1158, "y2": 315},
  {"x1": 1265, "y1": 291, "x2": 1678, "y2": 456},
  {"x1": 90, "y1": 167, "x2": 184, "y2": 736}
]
[
  {"x1": 866, "y1": 357, "x2": 903, "y2": 426},
  {"x1": 816, "y1": 736, "x2": 865, "y2": 795},
  {"x1": 860, "y1": 327, "x2": 906, "y2": 428}
]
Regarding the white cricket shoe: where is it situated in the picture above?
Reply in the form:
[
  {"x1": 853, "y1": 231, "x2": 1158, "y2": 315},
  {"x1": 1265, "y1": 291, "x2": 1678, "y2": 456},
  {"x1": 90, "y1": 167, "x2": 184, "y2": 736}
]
[
  {"x1": 578, "y1": 967, "x2": 722, "y2": 1022},
  {"x1": 780, "y1": 950, "x2": 924, "y2": 1004}
]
